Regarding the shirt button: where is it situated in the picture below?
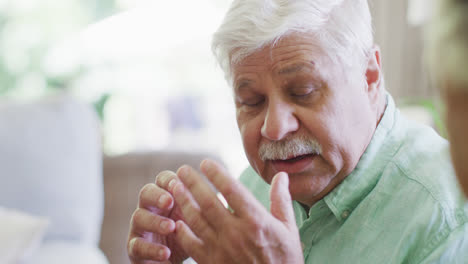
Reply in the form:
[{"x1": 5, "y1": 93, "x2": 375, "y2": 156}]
[{"x1": 341, "y1": 210, "x2": 350, "y2": 219}]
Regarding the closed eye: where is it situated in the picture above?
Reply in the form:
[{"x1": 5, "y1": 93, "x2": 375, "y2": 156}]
[
  {"x1": 235, "y1": 92, "x2": 265, "y2": 107},
  {"x1": 290, "y1": 86, "x2": 315, "y2": 97},
  {"x1": 240, "y1": 97, "x2": 265, "y2": 107}
]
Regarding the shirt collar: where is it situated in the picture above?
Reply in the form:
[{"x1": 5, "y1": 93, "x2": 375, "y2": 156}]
[
  {"x1": 294, "y1": 93, "x2": 401, "y2": 222},
  {"x1": 324, "y1": 93, "x2": 401, "y2": 221}
]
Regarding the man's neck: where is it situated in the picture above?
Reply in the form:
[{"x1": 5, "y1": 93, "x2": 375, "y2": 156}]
[
  {"x1": 299, "y1": 202, "x2": 310, "y2": 217},
  {"x1": 376, "y1": 92, "x2": 388, "y2": 127}
]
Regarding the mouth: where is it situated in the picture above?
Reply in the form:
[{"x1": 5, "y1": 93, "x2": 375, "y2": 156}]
[
  {"x1": 281, "y1": 154, "x2": 311, "y2": 162},
  {"x1": 270, "y1": 153, "x2": 317, "y2": 174}
]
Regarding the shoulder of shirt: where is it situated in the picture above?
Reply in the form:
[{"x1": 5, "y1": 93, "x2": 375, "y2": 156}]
[
  {"x1": 388, "y1": 113, "x2": 463, "y2": 211},
  {"x1": 239, "y1": 166, "x2": 271, "y2": 210},
  {"x1": 382, "y1": 112, "x2": 468, "y2": 262}
]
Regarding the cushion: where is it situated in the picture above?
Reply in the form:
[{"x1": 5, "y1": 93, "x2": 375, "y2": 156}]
[
  {"x1": 0, "y1": 95, "x2": 103, "y2": 246},
  {"x1": 0, "y1": 207, "x2": 49, "y2": 264}
]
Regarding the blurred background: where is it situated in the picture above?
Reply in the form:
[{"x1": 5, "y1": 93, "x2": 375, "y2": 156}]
[
  {"x1": 0, "y1": 0, "x2": 445, "y2": 177},
  {"x1": 0, "y1": 0, "x2": 248, "y2": 176},
  {"x1": 0, "y1": 0, "x2": 446, "y2": 263}
]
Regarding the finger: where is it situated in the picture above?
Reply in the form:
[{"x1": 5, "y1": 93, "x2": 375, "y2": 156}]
[
  {"x1": 172, "y1": 180, "x2": 214, "y2": 241},
  {"x1": 270, "y1": 172, "x2": 297, "y2": 228},
  {"x1": 138, "y1": 183, "x2": 174, "y2": 211},
  {"x1": 174, "y1": 220, "x2": 205, "y2": 262},
  {"x1": 200, "y1": 159, "x2": 266, "y2": 218},
  {"x1": 131, "y1": 259, "x2": 165, "y2": 264},
  {"x1": 155, "y1": 170, "x2": 179, "y2": 192},
  {"x1": 177, "y1": 165, "x2": 231, "y2": 229},
  {"x1": 128, "y1": 237, "x2": 171, "y2": 262},
  {"x1": 131, "y1": 208, "x2": 176, "y2": 235}
]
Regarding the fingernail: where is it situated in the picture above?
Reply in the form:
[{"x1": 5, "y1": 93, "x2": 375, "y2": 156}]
[
  {"x1": 177, "y1": 166, "x2": 189, "y2": 179},
  {"x1": 159, "y1": 194, "x2": 170, "y2": 207},
  {"x1": 168, "y1": 179, "x2": 176, "y2": 191},
  {"x1": 201, "y1": 159, "x2": 212, "y2": 171},
  {"x1": 159, "y1": 248, "x2": 167, "y2": 259},
  {"x1": 129, "y1": 237, "x2": 136, "y2": 252},
  {"x1": 160, "y1": 220, "x2": 173, "y2": 231},
  {"x1": 280, "y1": 172, "x2": 288, "y2": 182},
  {"x1": 174, "y1": 182, "x2": 184, "y2": 195}
]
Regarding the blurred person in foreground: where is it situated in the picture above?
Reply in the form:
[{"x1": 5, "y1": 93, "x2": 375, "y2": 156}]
[
  {"x1": 428, "y1": 0, "x2": 468, "y2": 197},
  {"x1": 127, "y1": 0, "x2": 468, "y2": 263}
]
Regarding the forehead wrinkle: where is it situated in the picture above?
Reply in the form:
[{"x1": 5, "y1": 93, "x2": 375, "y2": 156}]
[
  {"x1": 233, "y1": 38, "x2": 322, "y2": 91},
  {"x1": 275, "y1": 62, "x2": 316, "y2": 76},
  {"x1": 268, "y1": 48, "x2": 320, "y2": 75}
]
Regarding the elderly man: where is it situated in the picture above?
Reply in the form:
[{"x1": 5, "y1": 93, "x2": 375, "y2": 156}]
[{"x1": 127, "y1": 0, "x2": 468, "y2": 263}]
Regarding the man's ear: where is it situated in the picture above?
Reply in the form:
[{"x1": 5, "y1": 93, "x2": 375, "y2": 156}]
[{"x1": 365, "y1": 46, "x2": 383, "y2": 105}]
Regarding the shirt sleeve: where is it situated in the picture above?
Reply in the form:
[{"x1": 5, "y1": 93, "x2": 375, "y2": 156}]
[{"x1": 417, "y1": 222, "x2": 468, "y2": 264}]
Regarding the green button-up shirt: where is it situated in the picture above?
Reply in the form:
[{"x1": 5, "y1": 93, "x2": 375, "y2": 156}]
[{"x1": 240, "y1": 94, "x2": 468, "y2": 263}]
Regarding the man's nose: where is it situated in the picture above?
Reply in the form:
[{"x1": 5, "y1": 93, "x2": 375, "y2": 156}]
[{"x1": 261, "y1": 100, "x2": 299, "y2": 141}]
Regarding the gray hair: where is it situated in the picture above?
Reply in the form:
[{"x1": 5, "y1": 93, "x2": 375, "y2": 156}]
[
  {"x1": 427, "y1": 0, "x2": 468, "y2": 89},
  {"x1": 211, "y1": 0, "x2": 374, "y2": 84},
  {"x1": 259, "y1": 133, "x2": 322, "y2": 161}
]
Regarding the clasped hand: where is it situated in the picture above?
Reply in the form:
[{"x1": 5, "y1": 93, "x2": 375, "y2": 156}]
[{"x1": 127, "y1": 159, "x2": 304, "y2": 264}]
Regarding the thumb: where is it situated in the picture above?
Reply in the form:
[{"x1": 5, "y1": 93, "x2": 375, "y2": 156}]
[{"x1": 270, "y1": 172, "x2": 296, "y2": 228}]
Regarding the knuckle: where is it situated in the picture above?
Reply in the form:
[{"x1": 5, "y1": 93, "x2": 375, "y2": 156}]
[
  {"x1": 245, "y1": 217, "x2": 264, "y2": 236},
  {"x1": 139, "y1": 241, "x2": 150, "y2": 258},
  {"x1": 148, "y1": 214, "x2": 161, "y2": 231},
  {"x1": 225, "y1": 228, "x2": 244, "y2": 252},
  {"x1": 183, "y1": 175, "x2": 196, "y2": 189},
  {"x1": 132, "y1": 208, "x2": 146, "y2": 225},
  {"x1": 127, "y1": 238, "x2": 138, "y2": 257},
  {"x1": 186, "y1": 214, "x2": 204, "y2": 233},
  {"x1": 134, "y1": 209, "x2": 161, "y2": 232},
  {"x1": 133, "y1": 238, "x2": 155, "y2": 260},
  {"x1": 133, "y1": 239, "x2": 146, "y2": 257},
  {"x1": 200, "y1": 196, "x2": 218, "y2": 212},
  {"x1": 219, "y1": 183, "x2": 235, "y2": 199},
  {"x1": 225, "y1": 226, "x2": 237, "y2": 240}
]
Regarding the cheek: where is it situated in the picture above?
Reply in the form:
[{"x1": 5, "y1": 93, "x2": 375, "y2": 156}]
[
  {"x1": 328, "y1": 92, "x2": 376, "y2": 170},
  {"x1": 237, "y1": 114, "x2": 264, "y2": 169},
  {"x1": 308, "y1": 115, "x2": 344, "y2": 171},
  {"x1": 300, "y1": 94, "x2": 363, "y2": 173},
  {"x1": 300, "y1": 100, "x2": 341, "y2": 148}
]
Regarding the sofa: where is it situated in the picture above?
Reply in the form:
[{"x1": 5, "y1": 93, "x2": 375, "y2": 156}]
[
  {"x1": 0, "y1": 94, "x2": 218, "y2": 264},
  {"x1": 100, "y1": 151, "x2": 217, "y2": 264},
  {"x1": 0, "y1": 95, "x2": 106, "y2": 263}
]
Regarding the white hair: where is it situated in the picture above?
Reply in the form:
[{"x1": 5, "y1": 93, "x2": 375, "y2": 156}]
[
  {"x1": 211, "y1": 0, "x2": 374, "y2": 84},
  {"x1": 427, "y1": 0, "x2": 468, "y2": 90},
  {"x1": 258, "y1": 133, "x2": 322, "y2": 161}
]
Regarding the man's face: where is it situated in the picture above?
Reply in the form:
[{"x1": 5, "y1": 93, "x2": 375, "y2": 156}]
[{"x1": 232, "y1": 33, "x2": 381, "y2": 206}]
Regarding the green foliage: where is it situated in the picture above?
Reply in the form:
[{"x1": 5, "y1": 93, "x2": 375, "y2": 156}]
[
  {"x1": 418, "y1": 99, "x2": 448, "y2": 138},
  {"x1": 400, "y1": 97, "x2": 448, "y2": 138},
  {"x1": 0, "y1": 0, "x2": 117, "y2": 120},
  {"x1": 93, "y1": 93, "x2": 111, "y2": 122}
]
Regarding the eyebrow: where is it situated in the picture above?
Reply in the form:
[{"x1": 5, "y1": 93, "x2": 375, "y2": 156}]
[
  {"x1": 235, "y1": 79, "x2": 254, "y2": 91},
  {"x1": 234, "y1": 61, "x2": 316, "y2": 91},
  {"x1": 276, "y1": 61, "x2": 316, "y2": 75}
]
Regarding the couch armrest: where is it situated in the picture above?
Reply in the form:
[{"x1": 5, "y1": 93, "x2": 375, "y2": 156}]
[{"x1": 100, "y1": 151, "x2": 220, "y2": 264}]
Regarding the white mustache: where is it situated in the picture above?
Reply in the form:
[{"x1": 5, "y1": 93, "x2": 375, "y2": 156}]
[{"x1": 258, "y1": 135, "x2": 322, "y2": 161}]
